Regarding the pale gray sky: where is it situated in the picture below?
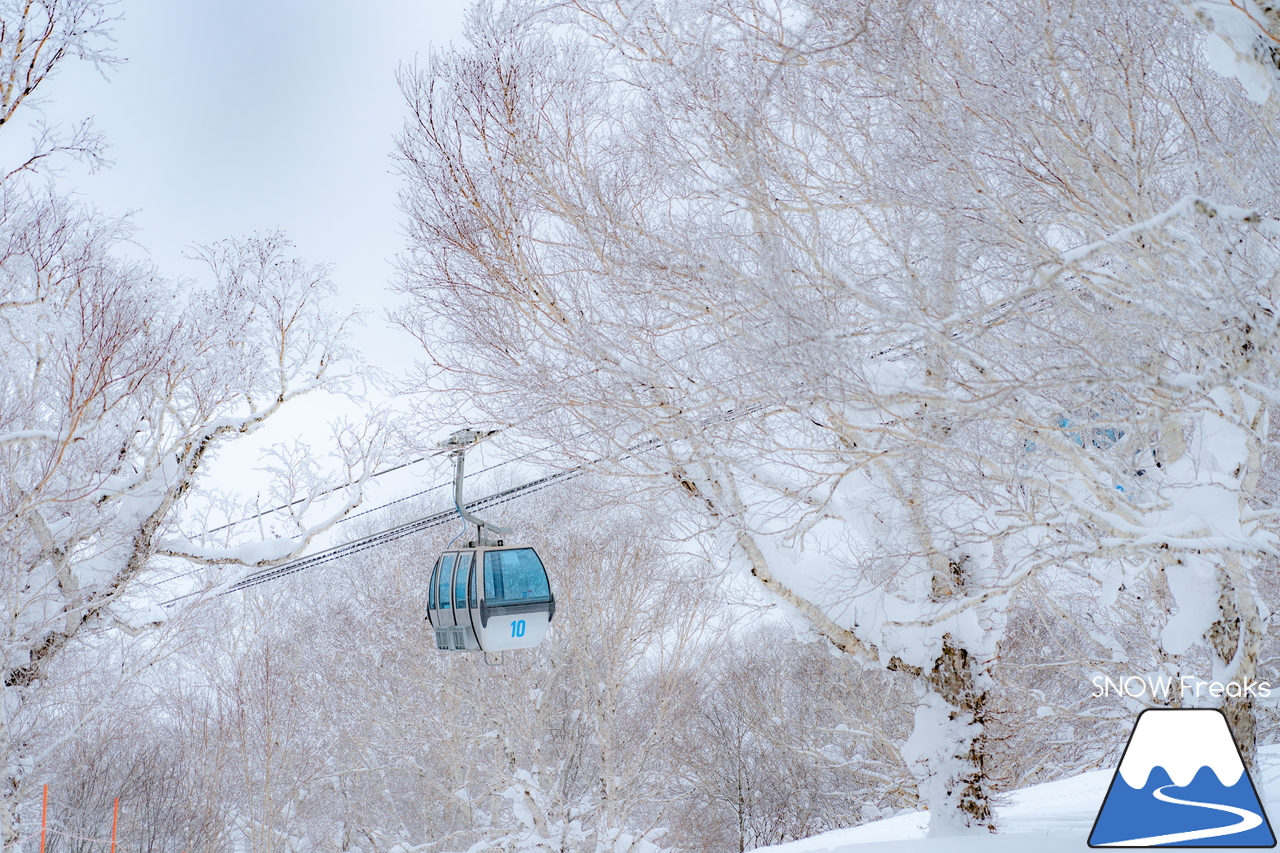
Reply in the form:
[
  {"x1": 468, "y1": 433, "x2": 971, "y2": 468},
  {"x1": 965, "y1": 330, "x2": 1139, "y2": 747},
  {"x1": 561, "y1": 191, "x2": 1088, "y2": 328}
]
[{"x1": 14, "y1": 0, "x2": 469, "y2": 370}]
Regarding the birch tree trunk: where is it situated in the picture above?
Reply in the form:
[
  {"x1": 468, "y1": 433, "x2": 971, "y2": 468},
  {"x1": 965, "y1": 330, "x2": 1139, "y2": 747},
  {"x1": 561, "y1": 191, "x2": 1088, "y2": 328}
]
[{"x1": 906, "y1": 638, "x2": 995, "y2": 834}]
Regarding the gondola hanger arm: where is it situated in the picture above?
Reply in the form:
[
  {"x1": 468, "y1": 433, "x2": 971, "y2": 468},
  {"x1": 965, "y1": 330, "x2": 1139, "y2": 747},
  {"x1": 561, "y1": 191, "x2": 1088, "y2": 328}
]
[{"x1": 441, "y1": 429, "x2": 511, "y2": 543}]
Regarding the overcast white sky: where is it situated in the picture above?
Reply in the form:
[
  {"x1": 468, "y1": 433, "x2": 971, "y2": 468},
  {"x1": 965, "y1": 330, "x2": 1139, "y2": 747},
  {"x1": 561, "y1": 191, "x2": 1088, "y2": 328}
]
[{"x1": 16, "y1": 0, "x2": 469, "y2": 371}]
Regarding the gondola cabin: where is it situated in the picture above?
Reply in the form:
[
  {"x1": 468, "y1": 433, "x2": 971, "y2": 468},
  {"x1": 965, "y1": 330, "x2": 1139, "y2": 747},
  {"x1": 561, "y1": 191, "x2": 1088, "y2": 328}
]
[{"x1": 427, "y1": 545, "x2": 555, "y2": 652}]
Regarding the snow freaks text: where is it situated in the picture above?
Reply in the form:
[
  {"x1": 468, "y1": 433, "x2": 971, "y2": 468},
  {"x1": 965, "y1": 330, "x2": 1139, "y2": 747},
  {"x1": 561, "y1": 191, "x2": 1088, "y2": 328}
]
[{"x1": 1091, "y1": 675, "x2": 1273, "y2": 700}]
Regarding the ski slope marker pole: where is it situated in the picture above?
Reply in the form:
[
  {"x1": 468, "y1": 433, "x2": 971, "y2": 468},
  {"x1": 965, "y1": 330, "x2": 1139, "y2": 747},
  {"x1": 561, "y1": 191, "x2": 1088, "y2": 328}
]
[
  {"x1": 110, "y1": 797, "x2": 118, "y2": 853},
  {"x1": 38, "y1": 785, "x2": 46, "y2": 853}
]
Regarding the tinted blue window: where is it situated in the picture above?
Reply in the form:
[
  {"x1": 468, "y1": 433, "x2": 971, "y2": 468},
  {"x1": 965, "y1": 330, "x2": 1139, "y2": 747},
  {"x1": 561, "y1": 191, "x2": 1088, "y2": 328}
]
[
  {"x1": 428, "y1": 557, "x2": 440, "y2": 609},
  {"x1": 484, "y1": 548, "x2": 550, "y2": 605},
  {"x1": 454, "y1": 553, "x2": 471, "y2": 610},
  {"x1": 437, "y1": 553, "x2": 456, "y2": 609}
]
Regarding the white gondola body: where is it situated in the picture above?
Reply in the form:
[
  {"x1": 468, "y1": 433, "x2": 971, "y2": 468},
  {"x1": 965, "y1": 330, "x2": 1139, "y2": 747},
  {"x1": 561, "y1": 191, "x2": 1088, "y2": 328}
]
[{"x1": 427, "y1": 545, "x2": 554, "y2": 652}]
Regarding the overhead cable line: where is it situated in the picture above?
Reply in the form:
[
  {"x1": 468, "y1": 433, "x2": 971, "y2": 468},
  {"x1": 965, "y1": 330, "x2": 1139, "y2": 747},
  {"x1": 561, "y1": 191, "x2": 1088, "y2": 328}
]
[
  {"x1": 162, "y1": 437, "x2": 664, "y2": 606},
  {"x1": 158, "y1": 437, "x2": 552, "y2": 590},
  {"x1": 204, "y1": 425, "x2": 552, "y2": 536}
]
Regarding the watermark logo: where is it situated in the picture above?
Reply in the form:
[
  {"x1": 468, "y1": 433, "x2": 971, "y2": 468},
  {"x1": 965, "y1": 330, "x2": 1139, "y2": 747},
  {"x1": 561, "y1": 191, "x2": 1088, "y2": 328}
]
[
  {"x1": 1091, "y1": 675, "x2": 1272, "y2": 701},
  {"x1": 1089, "y1": 709, "x2": 1275, "y2": 847}
]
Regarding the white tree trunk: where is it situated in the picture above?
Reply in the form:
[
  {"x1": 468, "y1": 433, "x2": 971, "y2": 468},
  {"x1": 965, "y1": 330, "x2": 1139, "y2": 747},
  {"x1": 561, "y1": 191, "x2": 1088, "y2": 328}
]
[{"x1": 904, "y1": 638, "x2": 995, "y2": 835}]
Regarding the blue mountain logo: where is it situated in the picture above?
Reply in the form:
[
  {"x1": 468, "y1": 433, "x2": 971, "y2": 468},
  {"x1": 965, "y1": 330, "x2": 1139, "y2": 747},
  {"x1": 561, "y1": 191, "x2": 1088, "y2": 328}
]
[{"x1": 1090, "y1": 708, "x2": 1275, "y2": 847}]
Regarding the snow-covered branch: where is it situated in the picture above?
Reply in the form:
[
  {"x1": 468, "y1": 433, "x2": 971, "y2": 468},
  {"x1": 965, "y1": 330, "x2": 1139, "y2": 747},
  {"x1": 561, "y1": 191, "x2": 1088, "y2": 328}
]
[{"x1": 1173, "y1": 0, "x2": 1280, "y2": 102}]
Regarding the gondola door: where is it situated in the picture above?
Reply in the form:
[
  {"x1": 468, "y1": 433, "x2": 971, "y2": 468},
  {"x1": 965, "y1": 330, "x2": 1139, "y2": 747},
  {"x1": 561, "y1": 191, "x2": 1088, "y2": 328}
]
[
  {"x1": 475, "y1": 546, "x2": 555, "y2": 651},
  {"x1": 452, "y1": 551, "x2": 479, "y2": 650},
  {"x1": 467, "y1": 555, "x2": 486, "y2": 651},
  {"x1": 429, "y1": 552, "x2": 457, "y2": 649}
]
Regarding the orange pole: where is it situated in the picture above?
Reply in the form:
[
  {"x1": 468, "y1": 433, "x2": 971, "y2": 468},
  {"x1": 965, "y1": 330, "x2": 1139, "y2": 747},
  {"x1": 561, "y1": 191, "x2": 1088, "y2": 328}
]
[
  {"x1": 39, "y1": 784, "x2": 46, "y2": 853},
  {"x1": 110, "y1": 797, "x2": 118, "y2": 853}
]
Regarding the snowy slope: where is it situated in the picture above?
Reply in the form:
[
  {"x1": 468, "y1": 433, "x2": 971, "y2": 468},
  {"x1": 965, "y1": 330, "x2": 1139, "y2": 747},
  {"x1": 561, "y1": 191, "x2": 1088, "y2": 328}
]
[{"x1": 760, "y1": 745, "x2": 1280, "y2": 853}]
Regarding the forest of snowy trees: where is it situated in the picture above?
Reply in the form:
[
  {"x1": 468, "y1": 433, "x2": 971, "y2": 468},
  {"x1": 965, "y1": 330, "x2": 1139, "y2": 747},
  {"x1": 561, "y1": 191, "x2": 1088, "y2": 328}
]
[{"x1": 4, "y1": 0, "x2": 1280, "y2": 850}]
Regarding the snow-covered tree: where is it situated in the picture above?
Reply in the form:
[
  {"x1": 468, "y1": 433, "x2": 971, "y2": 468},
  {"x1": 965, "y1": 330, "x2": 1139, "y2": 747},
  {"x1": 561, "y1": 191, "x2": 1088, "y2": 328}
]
[
  {"x1": 395, "y1": 0, "x2": 1280, "y2": 831},
  {"x1": 673, "y1": 622, "x2": 911, "y2": 851},
  {"x1": 0, "y1": 2, "x2": 387, "y2": 843},
  {"x1": 0, "y1": 207, "x2": 382, "y2": 844}
]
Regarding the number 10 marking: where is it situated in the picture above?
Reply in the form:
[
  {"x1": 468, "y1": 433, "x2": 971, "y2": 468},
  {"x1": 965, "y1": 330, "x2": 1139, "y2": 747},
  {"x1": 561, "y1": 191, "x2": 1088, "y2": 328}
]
[{"x1": 511, "y1": 619, "x2": 526, "y2": 638}]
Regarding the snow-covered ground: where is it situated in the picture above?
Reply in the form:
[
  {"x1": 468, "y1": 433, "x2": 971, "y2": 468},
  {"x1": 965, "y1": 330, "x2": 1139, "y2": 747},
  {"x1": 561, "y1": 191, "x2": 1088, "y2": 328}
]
[{"x1": 760, "y1": 745, "x2": 1280, "y2": 853}]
